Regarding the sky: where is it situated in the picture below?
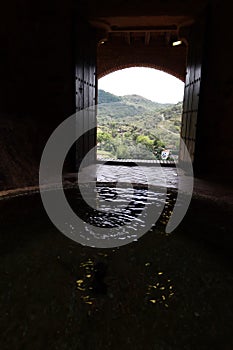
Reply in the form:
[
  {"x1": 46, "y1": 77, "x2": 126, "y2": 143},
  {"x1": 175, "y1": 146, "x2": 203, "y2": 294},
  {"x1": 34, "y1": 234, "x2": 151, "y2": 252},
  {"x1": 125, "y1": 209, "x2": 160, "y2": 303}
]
[{"x1": 98, "y1": 67, "x2": 184, "y2": 104}]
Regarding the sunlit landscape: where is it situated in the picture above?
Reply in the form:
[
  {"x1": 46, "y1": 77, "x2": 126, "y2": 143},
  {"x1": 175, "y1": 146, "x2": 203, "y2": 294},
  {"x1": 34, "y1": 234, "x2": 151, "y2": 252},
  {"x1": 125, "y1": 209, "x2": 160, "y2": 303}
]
[{"x1": 97, "y1": 68, "x2": 184, "y2": 161}]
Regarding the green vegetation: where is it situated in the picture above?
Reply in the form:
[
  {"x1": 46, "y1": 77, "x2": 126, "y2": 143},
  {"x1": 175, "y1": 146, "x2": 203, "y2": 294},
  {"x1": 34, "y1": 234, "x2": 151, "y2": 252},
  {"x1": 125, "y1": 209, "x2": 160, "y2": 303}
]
[{"x1": 97, "y1": 90, "x2": 183, "y2": 160}]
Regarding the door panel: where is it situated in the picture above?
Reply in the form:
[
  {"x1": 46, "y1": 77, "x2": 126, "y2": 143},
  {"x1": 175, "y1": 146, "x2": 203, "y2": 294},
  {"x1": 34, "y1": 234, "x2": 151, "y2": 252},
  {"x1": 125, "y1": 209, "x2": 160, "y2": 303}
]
[
  {"x1": 75, "y1": 18, "x2": 97, "y2": 168},
  {"x1": 180, "y1": 18, "x2": 205, "y2": 164}
]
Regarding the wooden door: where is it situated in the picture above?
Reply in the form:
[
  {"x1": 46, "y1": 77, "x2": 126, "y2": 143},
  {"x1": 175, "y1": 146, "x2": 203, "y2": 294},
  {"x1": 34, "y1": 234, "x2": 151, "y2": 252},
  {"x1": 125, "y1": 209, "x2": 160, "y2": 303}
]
[
  {"x1": 75, "y1": 18, "x2": 97, "y2": 168},
  {"x1": 180, "y1": 18, "x2": 205, "y2": 165}
]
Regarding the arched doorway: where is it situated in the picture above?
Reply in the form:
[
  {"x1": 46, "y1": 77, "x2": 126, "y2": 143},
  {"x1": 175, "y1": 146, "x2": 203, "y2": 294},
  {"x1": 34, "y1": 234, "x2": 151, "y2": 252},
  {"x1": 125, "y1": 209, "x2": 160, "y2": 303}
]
[
  {"x1": 97, "y1": 67, "x2": 184, "y2": 163},
  {"x1": 74, "y1": 17, "x2": 205, "y2": 170}
]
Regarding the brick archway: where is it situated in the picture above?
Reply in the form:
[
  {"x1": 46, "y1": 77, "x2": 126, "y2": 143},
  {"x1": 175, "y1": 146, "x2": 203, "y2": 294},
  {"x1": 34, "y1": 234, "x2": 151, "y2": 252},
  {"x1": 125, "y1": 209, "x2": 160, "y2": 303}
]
[
  {"x1": 97, "y1": 40, "x2": 187, "y2": 82},
  {"x1": 98, "y1": 63, "x2": 184, "y2": 81}
]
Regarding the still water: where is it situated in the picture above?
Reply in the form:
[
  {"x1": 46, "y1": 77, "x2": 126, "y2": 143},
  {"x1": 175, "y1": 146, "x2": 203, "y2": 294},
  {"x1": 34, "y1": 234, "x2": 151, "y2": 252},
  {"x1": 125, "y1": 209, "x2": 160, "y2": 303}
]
[{"x1": 0, "y1": 182, "x2": 233, "y2": 350}]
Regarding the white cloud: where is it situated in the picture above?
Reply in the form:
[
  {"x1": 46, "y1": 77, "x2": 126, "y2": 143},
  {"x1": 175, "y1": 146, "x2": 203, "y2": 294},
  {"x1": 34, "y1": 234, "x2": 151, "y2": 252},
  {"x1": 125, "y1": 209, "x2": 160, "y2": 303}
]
[{"x1": 98, "y1": 67, "x2": 184, "y2": 104}]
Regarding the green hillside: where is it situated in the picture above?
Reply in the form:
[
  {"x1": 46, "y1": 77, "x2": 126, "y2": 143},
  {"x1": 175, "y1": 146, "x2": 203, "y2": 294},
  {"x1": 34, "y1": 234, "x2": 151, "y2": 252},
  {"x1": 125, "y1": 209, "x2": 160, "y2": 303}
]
[
  {"x1": 98, "y1": 89, "x2": 122, "y2": 104},
  {"x1": 97, "y1": 90, "x2": 183, "y2": 160}
]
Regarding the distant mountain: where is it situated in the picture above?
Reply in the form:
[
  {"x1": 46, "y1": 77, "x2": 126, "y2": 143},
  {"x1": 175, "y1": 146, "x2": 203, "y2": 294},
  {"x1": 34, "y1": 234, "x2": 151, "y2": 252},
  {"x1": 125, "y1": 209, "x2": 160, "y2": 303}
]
[
  {"x1": 98, "y1": 89, "x2": 121, "y2": 104},
  {"x1": 97, "y1": 89, "x2": 182, "y2": 119},
  {"x1": 97, "y1": 90, "x2": 183, "y2": 157},
  {"x1": 121, "y1": 94, "x2": 172, "y2": 110}
]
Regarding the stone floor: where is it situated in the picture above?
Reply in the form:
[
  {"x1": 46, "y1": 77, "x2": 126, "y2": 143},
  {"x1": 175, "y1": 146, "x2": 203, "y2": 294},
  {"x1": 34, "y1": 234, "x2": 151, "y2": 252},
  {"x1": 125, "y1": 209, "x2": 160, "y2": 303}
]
[
  {"x1": 1, "y1": 163, "x2": 233, "y2": 209},
  {"x1": 77, "y1": 163, "x2": 179, "y2": 188},
  {"x1": 75, "y1": 163, "x2": 233, "y2": 207}
]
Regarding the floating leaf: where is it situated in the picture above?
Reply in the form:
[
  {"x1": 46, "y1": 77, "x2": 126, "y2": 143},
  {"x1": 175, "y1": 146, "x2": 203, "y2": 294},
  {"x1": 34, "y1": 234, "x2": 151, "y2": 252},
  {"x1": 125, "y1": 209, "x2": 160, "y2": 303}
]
[{"x1": 149, "y1": 299, "x2": 157, "y2": 304}]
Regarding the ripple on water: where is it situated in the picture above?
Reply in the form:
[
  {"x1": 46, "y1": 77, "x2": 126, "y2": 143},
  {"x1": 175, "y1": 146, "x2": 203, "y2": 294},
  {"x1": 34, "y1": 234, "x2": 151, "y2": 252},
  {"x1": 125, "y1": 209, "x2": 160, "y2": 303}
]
[{"x1": 67, "y1": 184, "x2": 177, "y2": 242}]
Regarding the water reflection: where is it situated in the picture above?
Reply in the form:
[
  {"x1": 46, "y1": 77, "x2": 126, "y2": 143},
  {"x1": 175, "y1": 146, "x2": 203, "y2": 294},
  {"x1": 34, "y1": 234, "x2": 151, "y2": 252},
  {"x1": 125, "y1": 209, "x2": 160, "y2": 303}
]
[
  {"x1": 72, "y1": 185, "x2": 177, "y2": 306},
  {"x1": 68, "y1": 184, "x2": 176, "y2": 235}
]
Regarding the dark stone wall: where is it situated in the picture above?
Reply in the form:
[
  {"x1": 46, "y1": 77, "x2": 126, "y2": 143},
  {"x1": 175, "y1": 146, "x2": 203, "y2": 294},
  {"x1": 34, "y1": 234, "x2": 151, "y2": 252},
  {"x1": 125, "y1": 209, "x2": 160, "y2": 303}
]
[
  {"x1": 83, "y1": 0, "x2": 208, "y2": 17},
  {"x1": 0, "y1": 0, "x2": 232, "y2": 190},
  {"x1": 0, "y1": 115, "x2": 38, "y2": 189},
  {"x1": 194, "y1": 0, "x2": 233, "y2": 180},
  {"x1": 0, "y1": 1, "x2": 75, "y2": 190}
]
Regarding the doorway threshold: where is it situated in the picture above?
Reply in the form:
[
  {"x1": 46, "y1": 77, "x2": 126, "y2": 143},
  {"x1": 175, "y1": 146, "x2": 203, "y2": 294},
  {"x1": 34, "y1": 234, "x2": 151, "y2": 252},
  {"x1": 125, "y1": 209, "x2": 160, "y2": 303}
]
[{"x1": 96, "y1": 158, "x2": 177, "y2": 167}]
